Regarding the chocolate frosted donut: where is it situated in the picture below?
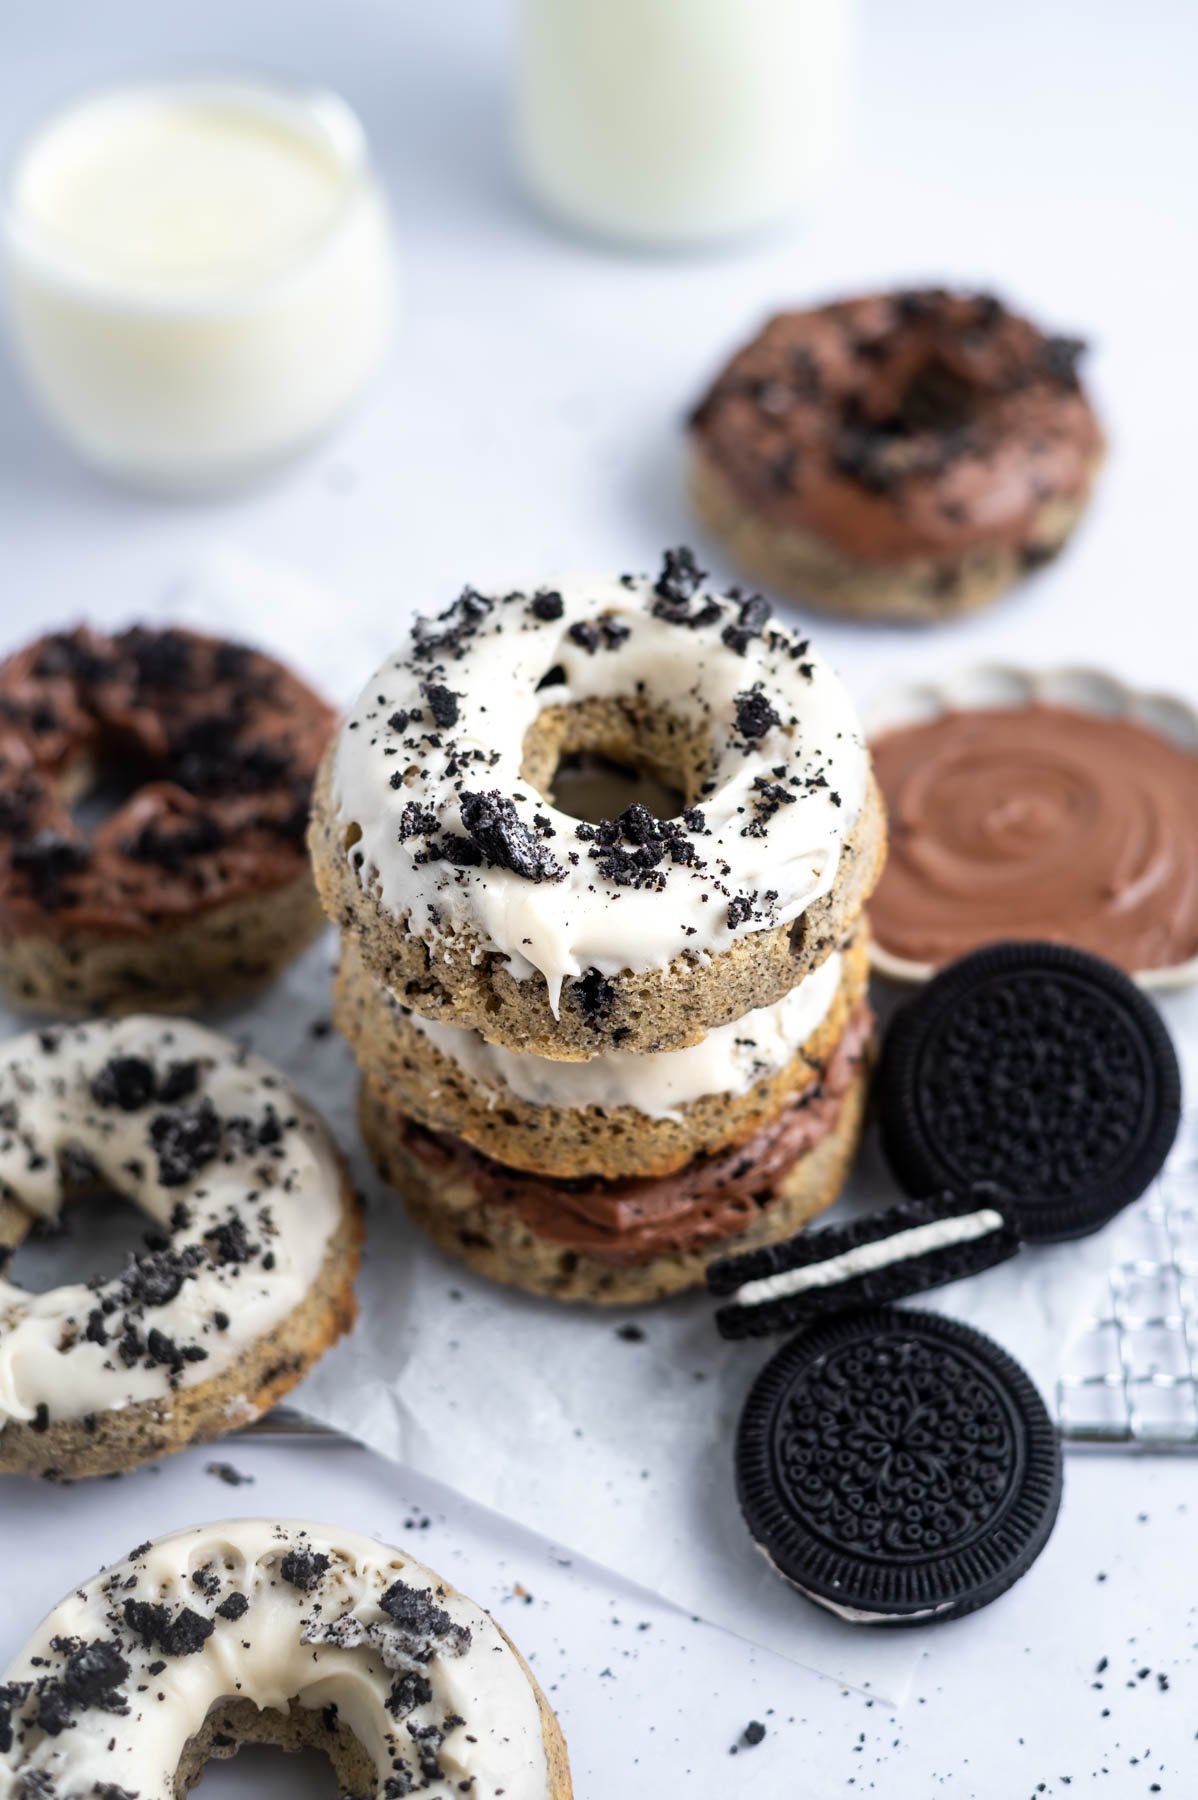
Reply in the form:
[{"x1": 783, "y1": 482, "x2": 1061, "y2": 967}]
[
  {"x1": 357, "y1": 1001, "x2": 873, "y2": 1305},
  {"x1": 689, "y1": 288, "x2": 1104, "y2": 622},
  {"x1": 0, "y1": 625, "x2": 335, "y2": 1013}
]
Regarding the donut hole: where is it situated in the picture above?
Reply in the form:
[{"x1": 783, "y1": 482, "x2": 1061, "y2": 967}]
[
  {"x1": 896, "y1": 356, "x2": 982, "y2": 436},
  {"x1": 183, "y1": 1697, "x2": 368, "y2": 1797},
  {"x1": 196, "y1": 1741, "x2": 339, "y2": 1797},
  {"x1": 524, "y1": 696, "x2": 705, "y2": 825},
  {"x1": 5, "y1": 1182, "x2": 154, "y2": 1295},
  {"x1": 550, "y1": 753, "x2": 685, "y2": 826},
  {"x1": 65, "y1": 746, "x2": 162, "y2": 835}
]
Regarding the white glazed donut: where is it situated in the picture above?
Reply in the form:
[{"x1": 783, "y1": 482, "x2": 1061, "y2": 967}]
[
  {"x1": 404, "y1": 946, "x2": 844, "y2": 1117},
  {"x1": 0, "y1": 1520, "x2": 570, "y2": 1798},
  {"x1": 324, "y1": 549, "x2": 869, "y2": 1023},
  {"x1": 315, "y1": 550, "x2": 880, "y2": 1059},
  {"x1": 0, "y1": 1017, "x2": 358, "y2": 1479}
]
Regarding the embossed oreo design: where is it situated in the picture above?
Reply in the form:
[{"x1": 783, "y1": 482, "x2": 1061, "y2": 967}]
[
  {"x1": 879, "y1": 943, "x2": 1182, "y2": 1242},
  {"x1": 737, "y1": 1308, "x2": 1062, "y2": 1625}
]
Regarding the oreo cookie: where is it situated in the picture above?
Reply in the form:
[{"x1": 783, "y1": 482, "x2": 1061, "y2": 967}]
[
  {"x1": 737, "y1": 1307, "x2": 1062, "y2": 1626},
  {"x1": 708, "y1": 1188, "x2": 1021, "y2": 1339},
  {"x1": 878, "y1": 942, "x2": 1182, "y2": 1242}
]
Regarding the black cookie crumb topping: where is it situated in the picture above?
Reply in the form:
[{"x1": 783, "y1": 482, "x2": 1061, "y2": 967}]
[
  {"x1": 422, "y1": 684, "x2": 460, "y2": 730},
  {"x1": 280, "y1": 1548, "x2": 332, "y2": 1591},
  {"x1": 574, "y1": 968, "x2": 616, "y2": 1022},
  {"x1": 90, "y1": 1056, "x2": 158, "y2": 1113},
  {"x1": 10, "y1": 831, "x2": 91, "y2": 911},
  {"x1": 148, "y1": 1098, "x2": 223, "y2": 1187},
  {"x1": 122, "y1": 1600, "x2": 215, "y2": 1657},
  {"x1": 733, "y1": 685, "x2": 781, "y2": 742},
  {"x1": 379, "y1": 1581, "x2": 472, "y2": 1659},
  {"x1": 459, "y1": 790, "x2": 564, "y2": 882},
  {"x1": 652, "y1": 546, "x2": 708, "y2": 618},
  {"x1": 573, "y1": 802, "x2": 703, "y2": 891},
  {"x1": 722, "y1": 592, "x2": 773, "y2": 656},
  {"x1": 528, "y1": 590, "x2": 564, "y2": 622}
]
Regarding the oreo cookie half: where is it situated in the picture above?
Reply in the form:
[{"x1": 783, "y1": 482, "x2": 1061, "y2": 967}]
[
  {"x1": 878, "y1": 942, "x2": 1182, "y2": 1242},
  {"x1": 708, "y1": 1188, "x2": 1022, "y2": 1339},
  {"x1": 737, "y1": 1307, "x2": 1063, "y2": 1626}
]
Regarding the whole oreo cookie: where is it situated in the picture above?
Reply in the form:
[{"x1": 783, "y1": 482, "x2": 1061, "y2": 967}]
[
  {"x1": 737, "y1": 1307, "x2": 1063, "y2": 1626},
  {"x1": 878, "y1": 942, "x2": 1182, "y2": 1242},
  {"x1": 708, "y1": 1187, "x2": 1022, "y2": 1339}
]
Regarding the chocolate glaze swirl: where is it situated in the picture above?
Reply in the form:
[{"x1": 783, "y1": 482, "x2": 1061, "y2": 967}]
[
  {"x1": 400, "y1": 1002, "x2": 872, "y2": 1264},
  {"x1": 690, "y1": 289, "x2": 1104, "y2": 564},
  {"x1": 0, "y1": 626, "x2": 334, "y2": 939},
  {"x1": 871, "y1": 705, "x2": 1198, "y2": 973}
]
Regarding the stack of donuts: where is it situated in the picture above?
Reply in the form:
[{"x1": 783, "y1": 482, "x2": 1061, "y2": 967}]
[{"x1": 310, "y1": 549, "x2": 887, "y2": 1303}]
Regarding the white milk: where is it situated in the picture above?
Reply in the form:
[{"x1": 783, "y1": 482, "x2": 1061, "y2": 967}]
[
  {"x1": 2, "y1": 78, "x2": 395, "y2": 490},
  {"x1": 515, "y1": 0, "x2": 857, "y2": 249}
]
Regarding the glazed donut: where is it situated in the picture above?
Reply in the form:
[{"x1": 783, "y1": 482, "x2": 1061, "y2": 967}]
[
  {"x1": 357, "y1": 999, "x2": 872, "y2": 1305},
  {"x1": 311, "y1": 550, "x2": 884, "y2": 1058},
  {"x1": 0, "y1": 1016, "x2": 359, "y2": 1480},
  {"x1": 337, "y1": 931, "x2": 869, "y2": 1179},
  {"x1": 0, "y1": 1520, "x2": 571, "y2": 1799},
  {"x1": 0, "y1": 625, "x2": 335, "y2": 1015},
  {"x1": 689, "y1": 289, "x2": 1104, "y2": 623}
]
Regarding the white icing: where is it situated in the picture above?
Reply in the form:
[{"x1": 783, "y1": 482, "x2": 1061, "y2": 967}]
[
  {"x1": 798, "y1": 1586, "x2": 953, "y2": 1625},
  {"x1": 0, "y1": 1017, "x2": 344, "y2": 1430},
  {"x1": 730, "y1": 1208, "x2": 1005, "y2": 1310},
  {"x1": 407, "y1": 950, "x2": 842, "y2": 1120},
  {"x1": 0, "y1": 1519, "x2": 550, "y2": 1799},
  {"x1": 332, "y1": 568, "x2": 867, "y2": 1013},
  {"x1": 756, "y1": 1543, "x2": 953, "y2": 1625}
]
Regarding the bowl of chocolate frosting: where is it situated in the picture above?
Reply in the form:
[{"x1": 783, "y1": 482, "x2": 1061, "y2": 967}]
[{"x1": 866, "y1": 664, "x2": 1198, "y2": 991}]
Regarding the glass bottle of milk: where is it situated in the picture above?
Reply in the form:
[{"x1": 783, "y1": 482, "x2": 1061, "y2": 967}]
[{"x1": 516, "y1": 0, "x2": 857, "y2": 249}]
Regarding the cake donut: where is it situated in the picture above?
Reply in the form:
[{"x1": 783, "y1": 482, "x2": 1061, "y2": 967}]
[
  {"x1": 311, "y1": 550, "x2": 885, "y2": 1059},
  {"x1": 338, "y1": 931, "x2": 869, "y2": 1180},
  {"x1": 0, "y1": 1017, "x2": 359, "y2": 1480},
  {"x1": 0, "y1": 1520, "x2": 571, "y2": 1798},
  {"x1": 357, "y1": 999, "x2": 872, "y2": 1305},
  {"x1": 689, "y1": 289, "x2": 1104, "y2": 622},
  {"x1": 0, "y1": 624, "x2": 335, "y2": 1015}
]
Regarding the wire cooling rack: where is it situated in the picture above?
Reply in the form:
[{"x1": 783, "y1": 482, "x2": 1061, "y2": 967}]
[{"x1": 1056, "y1": 1112, "x2": 1198, "y2": 1451}]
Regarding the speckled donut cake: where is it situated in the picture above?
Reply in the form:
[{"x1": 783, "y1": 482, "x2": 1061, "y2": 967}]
[
  {"x1": 0, "y1": 624, "x2": 335, "y2": 1015},
  {"x1": 338, "y1": 931, "x2": 870, "y2": 1182},
  {"x1": 356, "y1": 1011, "x2": 871, "y2": 1303},
  {"x1": 0, "y1": 1520, "x2": 571, "y2": 1798},
  {"x1": 311, "y1": 551, "x2": 882, "y2": 1302},
  {"x1": 310, "y1": 549, "x2": 884, "y2": 1058},
  {"x1": 0, "y1": 1017, "x2": 359, "y2": 1479}
]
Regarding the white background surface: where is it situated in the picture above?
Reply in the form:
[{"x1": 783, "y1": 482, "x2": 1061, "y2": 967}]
[{"x1": 2, "y1": 3, "x2": 1197, "y2": 1795}]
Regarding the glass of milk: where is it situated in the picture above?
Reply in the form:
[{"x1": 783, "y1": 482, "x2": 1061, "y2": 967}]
[
  {"x1": 516, "y1": 0, "x2": 857, "y2": 250},
  {"x1": 2, "y1": 76, "x2": 396, "y2": 491}
]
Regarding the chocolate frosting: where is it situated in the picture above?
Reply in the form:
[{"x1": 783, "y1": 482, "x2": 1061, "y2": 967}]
[
  {"x1": 400, "y1": 1002, "x2": 872, "y2": 1264},
  {"x1": 690, "y1": 289, "x2": 1104, "y2": 564},
  {"x1": 0, "y1": 626, "x2": 334, "y2": 939},
  {"x1": 871, "y1": 704, "x2": 1198, "y2": 973}
]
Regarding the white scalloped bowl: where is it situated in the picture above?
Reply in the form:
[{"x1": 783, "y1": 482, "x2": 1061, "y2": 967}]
[{"x1": 864, "y1": 664, "x2": 1198, "y2": 993}]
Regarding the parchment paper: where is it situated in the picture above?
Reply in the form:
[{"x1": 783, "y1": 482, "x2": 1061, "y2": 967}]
[{"x1": 8, "y1": 549, "x2": 1194, "y2": 1708}]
